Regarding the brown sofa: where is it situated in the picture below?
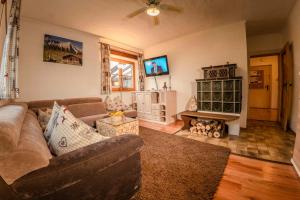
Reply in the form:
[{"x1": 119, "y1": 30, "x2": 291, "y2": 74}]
[
  {"x1": 0, "y1": 99, "x2": 143, "y2": 200},
  {"x1": 28, "y1": 97, "x2": 137, "y2": 126}
]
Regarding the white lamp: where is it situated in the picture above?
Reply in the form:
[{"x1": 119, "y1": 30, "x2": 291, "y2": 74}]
[{"x1": 147, "y1": 5, "x2": 160, "y2": 16}]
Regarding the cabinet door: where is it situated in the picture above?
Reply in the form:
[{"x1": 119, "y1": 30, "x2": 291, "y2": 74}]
[
  {"x1": 159, "y1": 91, "x2": 166, "y2": 104},
  {"x1": 144, "y1": 93, "x2": 152, "y2": 114},
  {"x1": 136, "y1": 93, "x2": 144, "y2": 113}
]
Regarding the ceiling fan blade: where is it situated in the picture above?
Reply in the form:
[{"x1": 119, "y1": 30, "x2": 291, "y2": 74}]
[
  {"x1": 127, "y1": 7, "x2": 148, "y2": 18},
  {"x1": 153, "y1": 16, "x2": 160, "y2": 25},
  {"x1": 160, "y1": 4, "x2": 182, "y2": 12}
]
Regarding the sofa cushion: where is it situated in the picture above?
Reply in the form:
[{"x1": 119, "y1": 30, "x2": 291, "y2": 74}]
[
  {"x1": 48, "y1": 106, "x2": 109, "y2": 156},
  {"x1": 37, "y1": 108, "x2": 52, "y2": 131},
  {"x1": 0, "y1": 112, "x2": 52, "y2": 185},
  {"x1": 27, "y1": 109, "x2": 37, "y2": 118},
  {"x1": 60, "y1": 97, "x2": 102, "y2": 106},
  {"x1": 0, "y1": 104, "x2": 27, "y2": 155},
  {"x1": 27, "y1": 97, "x2": 102, "y2": 113},
  {"x1": 80, "y1": 114, "x2": 109, "y2": 127},
  {"x1": 67, "y1": 102, "x2": 107, "y2": 118},
  {"x1": 27, "y1": 99, "x2": 59, "y2": 114},
  {"x1": 44, "y1": 102, "x2": 60, "y2": 141},
  {"x1": 0, "y1": 99, "x2": 11, "y2": 107}
]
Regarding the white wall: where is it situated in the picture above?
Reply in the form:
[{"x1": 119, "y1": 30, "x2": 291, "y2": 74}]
[
  {"x1": 19, "y1": 18, "x2": 101, "y2": 101},
  {"x1": 284, "y1": 0, "x2": 300, "y2": 133},
  {"x1": 18, "y1": 17, "x2": 138, "y2": 105},
  {"x1": 144, "y1": 22, "x2": 248, "y2": 128},
  {"x1": 247, "y1": 33, "x2": 284, "y2": 55}
]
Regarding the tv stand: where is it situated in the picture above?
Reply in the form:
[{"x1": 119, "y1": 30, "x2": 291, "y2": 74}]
[{"x1": 134, "y1": 91, "x2": 177, "y2": 125}]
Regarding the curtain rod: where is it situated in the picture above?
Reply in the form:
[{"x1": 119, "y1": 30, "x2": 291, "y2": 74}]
[{"x1": 98, "y1": 42, "x2": 143, "y2": 55}]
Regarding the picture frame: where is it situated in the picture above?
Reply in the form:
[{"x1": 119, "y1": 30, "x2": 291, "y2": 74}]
[{"x1": 43, "y1": 34, "x2": 83, "y2": 66}]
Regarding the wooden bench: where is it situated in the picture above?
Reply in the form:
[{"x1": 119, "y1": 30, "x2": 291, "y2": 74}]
[{"x1": 179, "y1": 111, "x2": 240, "y2": 136}]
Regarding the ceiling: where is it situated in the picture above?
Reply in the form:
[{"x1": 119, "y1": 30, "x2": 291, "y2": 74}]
[{"x1": 21, "y1": 0, "x2": 297, "y2": 49}]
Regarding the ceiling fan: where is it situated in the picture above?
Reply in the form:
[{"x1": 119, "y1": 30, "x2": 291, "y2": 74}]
[{"x1": 127, "y1": 0, "x2": 182, "y2": 25}]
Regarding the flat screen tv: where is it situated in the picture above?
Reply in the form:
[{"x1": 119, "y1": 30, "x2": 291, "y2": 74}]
[{"x1": 143, "y1": 55, "x2": 170, "y2": 77}]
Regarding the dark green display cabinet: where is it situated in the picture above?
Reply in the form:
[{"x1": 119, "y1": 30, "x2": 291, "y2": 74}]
[{"x1": 196, "y1": 77, "x2": 242, "y2": 113}]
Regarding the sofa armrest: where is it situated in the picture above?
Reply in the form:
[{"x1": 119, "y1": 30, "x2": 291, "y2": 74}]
[
  {"x1": 51, "y1": 134, "x2": 143, "y2": 167},
  {"x1": 10, "y1": 134, "x2": 143, "y2": 200}
]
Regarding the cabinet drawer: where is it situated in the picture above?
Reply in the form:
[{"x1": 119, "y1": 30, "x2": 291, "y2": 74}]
[
  {"x1": 137, "y1": 112, "x2": 144, "y2": 118},
  {"x1": 152, "y1": 104, "x2": 166, "y2": 110},
  {"x1": 151, "y1": 116, "x2": 161, "y2": 121},
  {"x1": 152, "y1": 110, "x2": 166, "y2": 116},
  {"x1": 152, "y1": 110, "x2": 161, "y2": 116},
  {"x1": 152, "y1": 104, "x2": 161, "y2": 110}
]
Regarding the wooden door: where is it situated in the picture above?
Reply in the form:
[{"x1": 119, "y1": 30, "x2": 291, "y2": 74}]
[
  {"x1": 248, "y1": 65, "x2": 272, "y2": 109},
  {"x1": 280, "y1": 43, "x2": 294, "y2": 131},
  {"x1": 136, "y1": 93, "x2": 144, "y2": 113},
  {"x1": 144, "y1": 93, "x2": 152, "y2": 114}
]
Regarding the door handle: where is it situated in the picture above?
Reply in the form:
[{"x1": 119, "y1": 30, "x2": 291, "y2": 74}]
[{"x1": 265, "y1": 85, "x2": 270, "y2": 90}]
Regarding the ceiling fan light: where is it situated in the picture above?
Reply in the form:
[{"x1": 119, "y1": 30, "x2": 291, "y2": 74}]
[{"x1": 146, "y1": 6, "x2": 160, "y2": 16}]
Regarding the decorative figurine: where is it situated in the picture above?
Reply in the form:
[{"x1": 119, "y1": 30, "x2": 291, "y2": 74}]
[
  {"x1": 163, "y1": 82, "x2": 168, "y2": 91},
  {"x1": 186, "y1": 96, "x2": 198, "y2": 111}
]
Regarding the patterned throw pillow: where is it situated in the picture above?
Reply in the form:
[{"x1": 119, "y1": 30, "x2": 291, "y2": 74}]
[
  {"x1": 114, "y1": 96, "x2": 131, "y2": 111},
  {"x1": 105, "y1": 96, "x2": 114, "y2": 111},
  {"x1": 38, "y1": 108, "x2": 52, "y2": 131},
  {"x1": 48, "y1": 106, "x2": 109, "y2": 156},
  {"x1": 105, "y1": 96, "x2": 130, "y2": 111},
  {"x1": 44, "y1": 102, "x2": 60, "y2": 141},
  {"x1": 113, "y1": 96, "x2": 123, "y2": 111}
]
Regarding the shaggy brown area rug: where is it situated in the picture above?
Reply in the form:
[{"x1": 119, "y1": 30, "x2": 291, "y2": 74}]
[{"x1": 132, "y1": 127, "x2": 230, "y2": 200}]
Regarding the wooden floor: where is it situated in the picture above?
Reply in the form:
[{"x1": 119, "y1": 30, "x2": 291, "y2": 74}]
[
  {"x1": 139, "y1": 120, "x2": 183, "y2": 134},
  {"x1": 139, "y1": 120, "x2": 300, "y2": 200},
  {"x1": 214, "y1": 155, "x2": 300, "y2": 200},
  {"x1": 248, "y1": 108, "x2": 278, "y2": 121}
]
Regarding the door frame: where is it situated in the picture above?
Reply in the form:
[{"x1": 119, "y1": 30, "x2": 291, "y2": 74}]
[
  {"x1": 279, "y1": 42, "x2": 294, "y2": 131},
  {"x1": 248, "y1": 53, "x2": 281, "y2": 121}
]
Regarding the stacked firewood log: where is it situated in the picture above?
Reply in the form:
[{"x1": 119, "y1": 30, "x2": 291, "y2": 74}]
[{"x1": 189, "y1": 119, "x2": 224, "y2": 138}]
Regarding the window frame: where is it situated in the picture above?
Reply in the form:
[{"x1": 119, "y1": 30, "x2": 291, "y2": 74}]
[{"x1": 110, "y1": 57, "x2": 136, "y2": 92}]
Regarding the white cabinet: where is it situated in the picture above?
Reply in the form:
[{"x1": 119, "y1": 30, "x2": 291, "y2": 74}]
[
  {"x1": 136, "y1": 93, "x2": 144, "y2": 113},
  {"x1": 135, "y1": 91, "x2": 177, "y2": 125},
  {"x1": 144, "y1": 93, "x2": 152, "y2": 114}
]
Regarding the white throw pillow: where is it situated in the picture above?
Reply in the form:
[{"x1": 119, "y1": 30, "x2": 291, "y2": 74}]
[
  {"x1": 113, "y1": 96, "x2": 123, "y2": 111},
  {"x1": 48, "y1": 106, "x2": 109, "y2": 156},
  {"x1": 105, "y1": 96, "x2": 131, "y2": 111},
  {"x1": 44, "y1": 102, "x2": 60, "y2": 141},
  {"x1": 105, "y1": 96, "x2": 114, "y2": 111}
]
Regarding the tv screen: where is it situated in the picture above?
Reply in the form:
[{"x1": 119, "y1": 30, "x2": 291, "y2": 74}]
[{"x1": 143, "y1": 55, "x2": 169, "y2": 77}]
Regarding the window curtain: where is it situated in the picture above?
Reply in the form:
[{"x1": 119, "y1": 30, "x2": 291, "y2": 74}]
[
  {"x1": 100, "y1": 43, "x2": 111, "y2": 95},
  {"x1": 138, "y1": 53, "x2": 145, "y2": 91},
  {"x1": 0, "y1": 0, "x2": 21, "y2": 99}
]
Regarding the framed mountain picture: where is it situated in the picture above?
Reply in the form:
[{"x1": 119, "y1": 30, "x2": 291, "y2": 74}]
[{"x1": 43, "y1": 34, "x2": 83, "y2": 66}]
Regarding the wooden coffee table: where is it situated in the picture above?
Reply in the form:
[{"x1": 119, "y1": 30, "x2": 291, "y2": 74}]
[{"x1": 96, "y1": 117, "x2": 139, "y2": 137}]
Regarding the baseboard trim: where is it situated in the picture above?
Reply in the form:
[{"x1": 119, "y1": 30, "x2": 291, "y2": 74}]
[{"x1": 291, "y1": 158, "x2": 300, "y2": 177}]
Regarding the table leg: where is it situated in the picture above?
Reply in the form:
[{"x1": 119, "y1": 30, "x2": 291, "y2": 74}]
[{"x1": 181, "y1": 115, "x2": 193, "y2": 130}]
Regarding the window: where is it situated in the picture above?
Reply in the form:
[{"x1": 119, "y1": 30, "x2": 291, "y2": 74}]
[{"x1": 110, "y1": 58, "x2": 136, "y2": 91}]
